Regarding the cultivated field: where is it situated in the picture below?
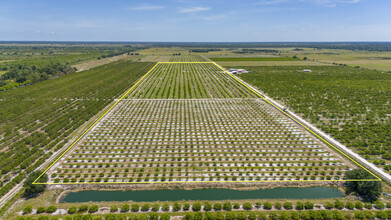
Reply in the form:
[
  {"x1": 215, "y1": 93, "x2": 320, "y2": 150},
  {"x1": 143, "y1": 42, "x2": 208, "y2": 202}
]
[{"x1": 45, "y1": 62, "x2": 357, "y2": 184}]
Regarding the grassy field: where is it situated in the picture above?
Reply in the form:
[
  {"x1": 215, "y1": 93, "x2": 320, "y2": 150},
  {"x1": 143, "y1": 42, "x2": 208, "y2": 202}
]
[
  {"x1": 236, "y1": 65, "x2": 391, "y2": 171},
  {"x1": 210, "y1": 57, "x2": 299, "y2": 62},
  {"x1": 44, "y1": 62, "x2": 357, "y2": 184}
]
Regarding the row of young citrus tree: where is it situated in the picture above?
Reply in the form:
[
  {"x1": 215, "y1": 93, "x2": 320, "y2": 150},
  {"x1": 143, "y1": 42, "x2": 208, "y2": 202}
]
[
  {"x1": 16, "y1": 209, "x2": 391, "y2": 220},
  {"x1": 22, "y1": 199, "x2": 391, "y2": 216}
]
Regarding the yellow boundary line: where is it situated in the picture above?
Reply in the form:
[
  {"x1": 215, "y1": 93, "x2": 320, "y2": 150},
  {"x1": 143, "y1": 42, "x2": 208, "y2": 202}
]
[{"x1": 34, "y1": 61, "x2": 380, "y2": 185}]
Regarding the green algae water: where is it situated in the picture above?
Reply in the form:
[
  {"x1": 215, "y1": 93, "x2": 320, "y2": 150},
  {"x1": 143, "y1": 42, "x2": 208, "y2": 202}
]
[{"x1": 61, "y1": 187, "x2": 343, "y2": 203}]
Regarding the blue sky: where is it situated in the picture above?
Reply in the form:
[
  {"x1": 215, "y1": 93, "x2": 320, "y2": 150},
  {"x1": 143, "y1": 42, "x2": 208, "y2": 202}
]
[{"x1": 0, "y1": 0, "x2": 390, "y2": 41}]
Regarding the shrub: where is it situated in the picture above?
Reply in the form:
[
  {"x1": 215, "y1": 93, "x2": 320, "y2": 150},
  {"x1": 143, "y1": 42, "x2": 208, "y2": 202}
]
[
  {"x1": 162, "y1": 203, "x2": 169, "y2": 211},
  {"x1": 213, "y1": 203, "x2": 222, "y2": 211},
  {"x1": 304, "y1": 201, "x2": 314, "y2": 210},
  {"x1": 192, "y1": 202, "x2": 201, "y2": 211},
  {"x1": 185, "y1": 213, "x2": 194, "y2": 220},
  {"x1": 110, "y1": 205, "x2": 118, "y2": 213},
  {"x1": 283, "y1": 201, "x2": 293, "y2": 210},
  {"x1": 149, "y1": 213, "x2": 159, "y2": 220},
  {"x1": 274, "y1": 202, "x2": 282, "y2": 210},
  {"x1": 258, "y1": 212, "x2": 267, "y2": 220},
  {"x1": 334, "y1": 200, "x2": 344, "y2": 210},
  {"x1": 364, "y1": 202, "x2": 372, "y2": 209},
  {"x1": 161, "y1": 213, "x2": 171, "y2": 220},
  {"x1": 223, "y1": 202, "x2": 232, "y2": 211},
  {"x1": 264, "y1": 202, "x2": 272, "y2": 210},
  {"x1": 248, "y1": 212, "x2": 257, "y2": 220},
  {"x1": 345, "y1": 201, "x2": 354, "y2": 210},
  {"x1": 121, "y1": 204, "x2": 130, "y2": 212},
  {"x1": 88, "y1": 205, "x2": 99, "y2": 213},
  {"x1": 46, "y1": 205, "x2": 57, "y2": 213},
  {"x1": 355, "y1": 201, "x2": 364, "y2": 210},
  {"x1": 386, "y1": 202, "x2": 391, "y2": 208},
  {"x1": 23, "y1": 206, "x2": 32, "y2": 214},
  {"x1": 233, "y1": 203, "x2": 240, "y2": 209},
  {"x1": 236, "y1": 212, "x2": 247, "y2": 220},
  {"x1": 296, "y1": 201, "x2": 304, "y2": 210},
  {"x1": 204, "y1": 202, "x2": 212, "y2": 211},
  {"x1": 194, "y1": 212, "x2": 203, "y2": 220},
  {"x1": 374, "y1": 200, "x2": 385, "y2": 209},
  {"x1": 141, "y1": 204, "x2": 150, "y2": 212},
  {"x1": 173, "y1": 202, "x2": 181, "y2": 212},
  {"x1": 325, "y1": 202, "x2": 334, "y2": 210},
  {"x1": 37, "y1": 207, "x2": 46, "y2": 214},
  {"x1": 151, "y1": 203, "x2": 160, "y2": 212},
  {"x1": 225, "y1": 212, "x2": 236, "y2": 220},
  {"x1": 243, "y1": 202, "x2": 252, "y2": 210},
  {"x1": 67, "y1": 206, "x2": 77, "y2": 214},
  {"x1": 131, "y1": 203, "x2": 140, "y2": 212},
  {"x1": 183, "y1": 203, "x2": 190, "y2": 211},
  {"x1": 78, "y1": 205, "x2": 88, "y2": 213}
]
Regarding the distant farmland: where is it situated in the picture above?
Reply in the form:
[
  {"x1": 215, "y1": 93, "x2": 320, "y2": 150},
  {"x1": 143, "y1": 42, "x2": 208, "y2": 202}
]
[{"x1": 210, "y1": 57, "x2": 299, "y2": 62}]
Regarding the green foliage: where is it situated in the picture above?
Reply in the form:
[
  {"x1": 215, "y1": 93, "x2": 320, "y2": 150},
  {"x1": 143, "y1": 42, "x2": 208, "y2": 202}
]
[
  {"x1": 283, "y1": 201, "x2": 293, "y2": 210},
  {"x1": 183, "y1": 203, "x2": 190, "y2": 211},
  {"x1": 304, "y1": 201, "x2": 314, "y2": 210},
  {"x1": 37, "y1": 206, "x2": 46, "y2": 214},
  {"x1": 23, "y1": 171, "x2": 48, "y2": 197},
  {"x1": 23, "y1": 205, "x2": 32, "y2": 214},
  {"x1": 141, "y1": 204, "x2": 150, "y2": 212},
  {"x1": 223, "y1": 202, "x2": 232, "y2": 211},
  {"x1": 151, "y1": 204, "x2": 160, "y2": 212},
  {"x1": 78, "y1": 205, "x2": 88, "y2": 213},
  {"x1": 110, "y1": 205, "x2": 118, "y2": 213},
  {"x1": 355, "y1": 201, "x2": 364, "y2": 210},
  {"x1": 213, "y1": 203, "x2": 222, "y2": 211},
  {"x1": 131, "y1": 204, "x2": 139, "y2": 212},
  {"x1": 296, "y1": 201, "x2": 304, "y2": 210},
  {"x1": 192, "y1": 202, "x2": 201, "y2": 211},
  {"x1": 67, "y1": 206, "x2": 77, "y2": 214},
  {"x1": 239, "y1": 66, "x2": 391, "y2": 166},
  {"x1": 264, "y1": 202, "x2": 273, "y2": 210},
  {"x1": 46, "y1": 205, "x2": 57, "y2": 213},
  {"x1": 203, "y1": 202, "x2": 212, "y2": 211},
  {"x1": 173, "y1": 202, "x2": 181, "y2": 212},
  {"x1": 88, "y1": 205, "x2": 99, "y2": 213},
  {"x1": 344, "y1": 169, "x2": 382, "y2": 201},
  {"x1": 162, "y1": 203, "x2": 169, "y2": 212},
  {"x1": 345, "y1": 201, "x2": 354, "y2": 210},
  {"x1": 121, "y1": 204, "x2": 129, "y2": 212},
  {"x1": 274, "y1": 202, "x2": 282, "y2": 210},
  {"x1": 334, "y1": 200, "x2": 345, "y2": 210}
]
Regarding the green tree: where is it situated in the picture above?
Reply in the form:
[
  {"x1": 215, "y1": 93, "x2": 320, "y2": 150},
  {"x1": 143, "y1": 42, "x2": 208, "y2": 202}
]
[
  {"x1": 46, "y1": 205, "x2": 57, "y2": 213},
  {"x1": 264, "y1": 202, "x2": 272, "y2": 210},
  {"x1": 23, "y1": 205, "x2": 32, "y2": 214},
  {"x1": 23, "y1": 171, "x2": 48, "y2": 197},
  {"x1": 192, "y1": 202, "x2": 201, "y2": 211},
  {"x1": 67, "y1": 206, "x2": 77, "y2": 214},
  {"x1": 37, "y1": 207, "x2": 46, "y2": 214},
  {"x1": 344, "y1": 169, "x2": 382, "y2": 201},
  {"x1": 283, "y1": 202, "x2": 293, "y2": 210},
  {"x1": 88, "y1": 205, "x2": 99, "y2": 213},
  {"x1": 203, "y1": 202, "x2": 212, "y2": 211},
  {"x1": 173, "y1": 202, "x2": 181, "y2": 212},
  {"x1": 110, "y1": 205, "x2": 118, "y2": 213},
  {"x1": 213, "y1": 203, "x2": 222, "y2": 211},
  {"x1": 223, "y1": 202, "x2": 232, "y2": 211},
  {"x1": 131, "y1": 203, "x2": 140, "y2": 212},
  {"x1": 121, "y1": 204, "x2": 129, "y2": 212}
]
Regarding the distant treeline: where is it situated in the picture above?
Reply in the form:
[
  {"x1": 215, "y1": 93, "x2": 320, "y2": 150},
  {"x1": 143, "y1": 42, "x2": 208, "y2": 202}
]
[
  {"x1": 2, "y1": 41, "x2": 391, "y2": 51},
  {"x1": 233, "y1": 49, "x2": 279, "y2": 54},
  {"x1": 190, "y1": 48, "x2": 221, "y2": 53},
  {"x1": 0, "y1": 63, "x2": 75, "y2": 91}
]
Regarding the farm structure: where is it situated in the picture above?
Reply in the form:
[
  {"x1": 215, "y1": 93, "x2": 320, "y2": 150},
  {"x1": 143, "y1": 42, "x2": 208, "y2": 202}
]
[{"x1": 44, "y1": 62, "x2": 359, "y2": 184}]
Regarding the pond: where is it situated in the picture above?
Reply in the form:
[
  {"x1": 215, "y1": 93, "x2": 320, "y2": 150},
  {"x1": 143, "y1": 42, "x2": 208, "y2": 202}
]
[{"x1": 61, "y1": 187, "x2": 343, "y2": 203}]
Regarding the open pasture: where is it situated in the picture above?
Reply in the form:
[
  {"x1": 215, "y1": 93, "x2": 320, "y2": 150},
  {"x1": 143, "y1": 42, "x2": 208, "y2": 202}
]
[{"x1": 45, "y1": 62, "x2": 358, "y2": 184}]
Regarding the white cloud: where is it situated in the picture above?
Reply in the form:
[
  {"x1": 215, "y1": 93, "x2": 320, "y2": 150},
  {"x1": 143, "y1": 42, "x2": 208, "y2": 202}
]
[
  {"x1": 256, "y1": 0, "x2": 288, "y2": 5},
  {"x1": 129, "y1": 4, "x2": 164, "y2": 11},
  {"x1": 310, "y1": 0, "x2": 361, "y2": 7},
  {"x1": 179, "y1": 6, "x2": 210, "y2": 13}
]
